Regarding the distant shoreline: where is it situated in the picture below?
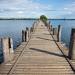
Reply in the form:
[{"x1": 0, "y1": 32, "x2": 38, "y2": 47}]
[
  {"x1": 0, "y1": 18, "x2": 75, "y2": 20},
  {"x1": 0, "y1": 18, "x2": 38, "y2": 20}
]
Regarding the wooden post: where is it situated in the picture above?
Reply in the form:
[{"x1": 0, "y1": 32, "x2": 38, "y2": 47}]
[
  {"x1": 49, "y1": 21, "x2": 51, "y2": 25},
  {"x1": 53, "y1": 28, "x2": 58, "y2": 35},
  {"x1": 49, "y1": 24, "x2": 52, "y2": 32},
  {"x1": 0, "y1": 51, "x2": 3, "y2": 63},
  {"x1": 26, "y1": 30, "x2": 29, "y2": 41},
  {"x1": 26, "y1": 27, "x2": 29, "y2": 41},
  {"x1": 48, "y1": 25, "x2": 50, "y2": 31},
  {"x1": 32, "y1": 22, "x2": 35, "y2": 29},
  {"x1": 30, "y1": 27, "x2": 31, "y2": 33},
  {"x1": 0, "y1": 39, "x2": 4, "y2": 63},
  {"x1": 22, "y1": 30, "x2": 25, "y2": 42},
  {"x1": 22, "y1": 29, "x2": 29, "y2": 42},
  {"x1": 47, "y1": 24, "x2": 50, "y2": 31},
  {"x1": 33, "y1": 22, "x2": 37, "y2": 32},
  {"x1": 26, "y1": 27, "x2": 29, "y2": 31},
  {"x1": 28, "y1": 28, "x2": 30, "y2": 38},
  {"x1": 24, "y1": 30, "x2": 29, "y2": 42},
  {"x1": 51, "y1": 25, "x2": 53, "y2": 31},
  {"x1": 49, "y1": 25, "x2": 53, "y2": 34},
  {"x1": 2, "y1": 37, "x2": 14, "y2": 63},
  {"x1": 26, "y1": 27, "x2": 30, "y2": 38},
  {"x1": 68, "y1": 28, "x2": 75, "y2": 60},
  {"x1": 30, "y1": 27, "x2": 33, "y2": 33},
  {"x1": 9, "y1": 38, "x2": 14, "y2": 61},
  {"x1": 57, "y1": 25, "x2": 62, "y2": 42},
  {"x1": 9, "y1": 38, "x2": 14, "y2": 53}
]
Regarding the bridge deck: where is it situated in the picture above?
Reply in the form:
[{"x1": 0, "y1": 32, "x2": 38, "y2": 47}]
[{"x1": 0, "y1": 20, "x2": 75, "y2": 75}]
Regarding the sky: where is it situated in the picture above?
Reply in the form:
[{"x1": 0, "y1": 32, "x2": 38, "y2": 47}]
[{"x1": 0, "y1": 0, "x2": 75, "y2": 18}]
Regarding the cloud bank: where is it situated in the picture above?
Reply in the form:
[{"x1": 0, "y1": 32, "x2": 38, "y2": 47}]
[{"x1": 0, "y1": 0, "x2": 75, "y2": 18}]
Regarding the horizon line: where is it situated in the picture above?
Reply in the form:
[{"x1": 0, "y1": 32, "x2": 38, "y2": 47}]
[{"x1": 0, "y1": 18, "x2": 75, "y2": 20}]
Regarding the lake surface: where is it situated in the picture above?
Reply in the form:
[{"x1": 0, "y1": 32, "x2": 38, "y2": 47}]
[
  {"x1": 0, "y1": 19, "x2": 75, "y2": 63},
  {"x1": 0, "y1": 19, "x2": 75, "y2": 48},
  {"x1": 0, "y1": 20, "x2": 35, "y2": 49},
  {"x1": 50, "y1": 19, "x2": 75, "y2": 47}
]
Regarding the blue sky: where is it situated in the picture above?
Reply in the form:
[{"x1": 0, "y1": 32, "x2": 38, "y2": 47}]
[{"x1": 0, "y1": 0, "x2": 75, "y2": 18}]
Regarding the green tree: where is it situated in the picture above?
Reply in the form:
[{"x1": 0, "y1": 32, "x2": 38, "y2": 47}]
[
  {"x1": 40, "y1": 15, "x2": 48, "y2": 26},
  {"x1": 40, "y1": 15, "x2": 48, "y2": 23}
]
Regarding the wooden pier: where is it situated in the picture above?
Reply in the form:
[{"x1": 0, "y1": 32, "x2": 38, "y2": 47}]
[{"x1": 0, "y1": 20, "x2": 75, "y2": 75}]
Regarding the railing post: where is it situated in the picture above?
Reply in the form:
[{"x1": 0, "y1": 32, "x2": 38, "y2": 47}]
[
  {"x1": 25, "y1": 30, "x2": 27, "y2": 42},
  {"x1": 50, "y1": 25, "x2": 53, "y2": 31},
  {"x1": 26, "y1": 30, "x2": 29, "y2": 42},
  {"x1": 0, "y1": 38, "x2": 4, "y2": 63},
  {"x1": 57, "y1": 25, "x2": 62, "y2": 42},
  {"x1": 26, "y1": 27, "x2": 29, "y2": 41},
  {"x1": 2, "y1": 37, "x2": 14, "y2": 63},
  {"x1": 22, "y1": 28, "x2": 29, "y2": 42},
  {"x1": 53, "y1": 28, "x2": 58, "y2": 35},
  {"x1": 47, "y1": 21, "x2": 51, "y2": 30},
  {"x1": 68, "y1": 28, "x2": 75, "y2": 60},
  {"x1": 49, "y1": 21, "x2": 51, "y2": 25},
  {"x1": 24, "y1": 30, "x2": 29, "y2": 42},
  {"x1": 28, "y1": 28, "x2": 30, "y2": 38},
  {"x1": 47, "y1": 24, "x2": 50, "y2": 31},
  {"x1": 26, "y1": 27, "x2": 29, "y2": 31},
  {"x1": 32, "y1": 22, "x2": 35, "y2": 30},
  {"x1": 30, "y1": 27, "x2": 33, "y2": 33},
  {"x1": 9, "y1": 38, "x2": 14, "y2": 53},
  {"x1": 22, "y1": 30, "x2": 25, "y2": 42}
]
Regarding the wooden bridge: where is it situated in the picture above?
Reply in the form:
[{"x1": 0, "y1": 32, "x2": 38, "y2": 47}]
[{"x1": 0, "y1": 20, "x2": 75, "y2": 75}]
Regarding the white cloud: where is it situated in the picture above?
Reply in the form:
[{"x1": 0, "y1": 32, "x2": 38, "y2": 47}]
[
  {"x1": 0, "y1": 0, "x2": 52, "y2": 18},
  {"x1": 68, "y1": 11, "x2": 72, "y2": 14},
  {"x1": 0, "y1": 0, "x2": 51, "y2": 11},
  {"x1": 0, "y1": 0, "x2": 75, "y2": 18},
  {"x1": 64, "y1": 8, "x2": 68, "y2": 10},
  {"x1": 63, "y1": 2, "x2": 75, "y2": 12},
  {"x1": 54, "y1": 1, "x2": 75, "y2": 18},
  {"x1": 17, "y1": 11, "x2": 24, "y2": 14}
]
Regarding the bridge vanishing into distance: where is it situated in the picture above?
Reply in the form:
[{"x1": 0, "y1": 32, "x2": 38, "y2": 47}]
[{"x1": 0, "y1": 20, "x2": 75, "y2": 75}]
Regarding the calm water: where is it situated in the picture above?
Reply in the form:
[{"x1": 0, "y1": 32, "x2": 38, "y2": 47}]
[
  {"x1": 50, "y1": 19, "x2": 75, "y2": 47},
  {"x1": 0, "y1": 19, "x2": 75, "y2": 63},
  {"x1": 0, "y1": 19, "x2": 75, "y2": 48},
  {"x1": 0, "y1": 20, "x2": 35, "y2": 49}
]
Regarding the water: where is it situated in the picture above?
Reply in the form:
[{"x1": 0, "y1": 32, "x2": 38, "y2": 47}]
[
  {"x1": 0, "y1": 19, "x2": 75, "y2": 48},
  {"x1": 0, "y1": 19, "x2": 35, "y2": 63},
  {"x1": 50, "y1": 19, "x2": 75, "y2": 47},
  {"x1": 0, "y1": 19, "x2": 75, "y2": 63},
  {"x1": 0, "y1": 20, "x2": 35, "y2": 49}
]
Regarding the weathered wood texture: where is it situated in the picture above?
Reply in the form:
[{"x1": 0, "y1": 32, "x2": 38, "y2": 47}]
[
  {"x1": 69, "y1": 28, "x2": 75, "y2": 60},
  {"x1": 0, "y1": 20, "x2": 75, "y2": 75}
]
